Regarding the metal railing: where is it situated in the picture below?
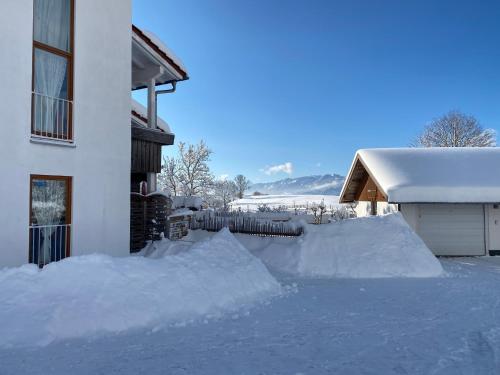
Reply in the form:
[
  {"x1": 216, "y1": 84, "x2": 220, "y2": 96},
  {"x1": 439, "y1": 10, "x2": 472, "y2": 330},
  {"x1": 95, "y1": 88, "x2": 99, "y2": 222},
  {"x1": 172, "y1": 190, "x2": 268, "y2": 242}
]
[
  {"x1": 29, "y1": 224, "x2": 71, "y2": 267},
  {"x1": 32, "y1": 92, "x2": 73, "y2": 141}
]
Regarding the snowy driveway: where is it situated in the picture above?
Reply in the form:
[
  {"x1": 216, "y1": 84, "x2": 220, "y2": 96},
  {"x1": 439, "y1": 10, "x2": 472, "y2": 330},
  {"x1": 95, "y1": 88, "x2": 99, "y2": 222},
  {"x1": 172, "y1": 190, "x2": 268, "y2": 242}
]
[{"x1": 2, "y1": 258, "x2": 500, "y2": 375}]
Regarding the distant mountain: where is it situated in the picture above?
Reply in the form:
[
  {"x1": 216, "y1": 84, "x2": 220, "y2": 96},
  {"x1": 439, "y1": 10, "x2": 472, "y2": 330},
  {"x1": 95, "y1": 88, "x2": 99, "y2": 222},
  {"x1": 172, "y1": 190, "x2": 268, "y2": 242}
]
[{"x1": 249, "y1": 174, "x2": 345, "y2": 196}]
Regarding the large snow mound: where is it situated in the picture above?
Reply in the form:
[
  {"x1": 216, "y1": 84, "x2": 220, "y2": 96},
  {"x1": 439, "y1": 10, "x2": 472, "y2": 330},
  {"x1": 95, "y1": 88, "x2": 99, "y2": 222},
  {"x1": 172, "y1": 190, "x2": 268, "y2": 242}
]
[
  {"x1": 237, "y1": 213, "x2": 443, "y2": 278},
  {"x1": 298, "y1": 213, "x2": 443, "y2": 278},
  {"x1": 0, "y1": 229, "x2": 281, "y2": 348}
]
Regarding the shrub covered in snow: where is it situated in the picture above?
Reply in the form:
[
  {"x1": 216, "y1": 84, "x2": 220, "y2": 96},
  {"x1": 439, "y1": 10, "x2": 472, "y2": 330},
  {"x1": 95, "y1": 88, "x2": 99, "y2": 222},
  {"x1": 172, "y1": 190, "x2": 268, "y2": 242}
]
[{"x1": 0, "y1": 229, "x2": 281, "y2": 348}]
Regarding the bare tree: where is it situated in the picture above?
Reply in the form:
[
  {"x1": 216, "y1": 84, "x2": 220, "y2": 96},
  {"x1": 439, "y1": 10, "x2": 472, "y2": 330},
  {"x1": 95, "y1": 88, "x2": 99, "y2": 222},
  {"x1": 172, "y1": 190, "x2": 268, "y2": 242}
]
[
  {"x1": 414, "y1": 111, "x2": 496, "y2": 147},
  {"x1": 158, "y1": 156, "x2": 180, "y2": 196},
  {"x1": 177, "y1": 141, "x2": 214, "y2": 196},
  {"x1": 234, "y1": 174, "x2": 251, "y2": 199},
  {"x1": 212, "y1": 179, "x2": 238, "y2": 211}
]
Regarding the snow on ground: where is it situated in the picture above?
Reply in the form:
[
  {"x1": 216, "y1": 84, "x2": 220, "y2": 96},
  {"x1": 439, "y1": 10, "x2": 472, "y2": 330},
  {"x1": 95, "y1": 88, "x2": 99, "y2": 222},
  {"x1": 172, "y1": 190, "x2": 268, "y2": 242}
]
[
  {"x1": 230, "y1": 194, "x2": 341, "y2": 212},
  {"x1": 2, "y1": 258, "x2": 500, "y2": 375},
  {"x1": 239, "y1": 213, "x2": 443, "y2": 278},
  {"x1": 0, "y1": 229, "x2": 281, "y2": 348}
]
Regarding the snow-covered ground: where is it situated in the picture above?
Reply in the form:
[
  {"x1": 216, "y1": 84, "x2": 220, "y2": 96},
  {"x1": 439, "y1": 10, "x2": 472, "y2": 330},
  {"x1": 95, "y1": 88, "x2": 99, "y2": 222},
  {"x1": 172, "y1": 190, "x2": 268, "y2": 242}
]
[
  {"x1": 0, "y1": 229, "x2": 280, "y2": 348},
  {"x1": 0, "y1": 215, "x2": 497, "y2": 374},
  {"x1": 2, "y1": 258, "x2": 500, "y2": 375},
  {"x1": 230, "y1": 194, "x2": 341, "y2": 212}
]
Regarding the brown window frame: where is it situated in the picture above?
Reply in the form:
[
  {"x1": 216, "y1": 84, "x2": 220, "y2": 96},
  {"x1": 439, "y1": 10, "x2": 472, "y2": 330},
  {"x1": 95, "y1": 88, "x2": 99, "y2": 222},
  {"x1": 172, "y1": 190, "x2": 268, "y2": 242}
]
[
  {"x1": 29, "y1": 174, "x2": 73, "y2": 263},
  {"x1": 31, "y1": 0, "x2": 75, "y2": 142}
]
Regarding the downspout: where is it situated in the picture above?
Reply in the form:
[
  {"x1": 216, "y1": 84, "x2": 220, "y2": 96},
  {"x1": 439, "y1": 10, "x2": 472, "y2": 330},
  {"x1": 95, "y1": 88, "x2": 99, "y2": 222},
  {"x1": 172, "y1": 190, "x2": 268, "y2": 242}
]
[
  {"x1": 146, "y1": 70, "x2": 165, "y2": 193},
  {"x1": 146, "y1": 79, "x2": 177, "y2": 193}
]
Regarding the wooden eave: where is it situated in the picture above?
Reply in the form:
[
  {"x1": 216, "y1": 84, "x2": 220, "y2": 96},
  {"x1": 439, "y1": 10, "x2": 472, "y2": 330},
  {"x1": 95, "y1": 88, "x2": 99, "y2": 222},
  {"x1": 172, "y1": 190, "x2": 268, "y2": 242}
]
[
  {"x1": 339, "y1": 155, "x2": 388, "y2": 203},
  {"x1": 131, "y1": 124, "x2": 174, "y2": 146}
]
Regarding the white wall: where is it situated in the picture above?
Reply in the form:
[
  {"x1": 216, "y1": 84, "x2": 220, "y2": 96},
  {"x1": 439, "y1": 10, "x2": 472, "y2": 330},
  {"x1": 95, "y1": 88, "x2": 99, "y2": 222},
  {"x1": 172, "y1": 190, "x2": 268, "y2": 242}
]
[
  {"x1": 400, "y1": 204, "x2": 419, "y2": 232},
  {"x1": 0, "y1": 0, "x2": 132, "y2": 267}
]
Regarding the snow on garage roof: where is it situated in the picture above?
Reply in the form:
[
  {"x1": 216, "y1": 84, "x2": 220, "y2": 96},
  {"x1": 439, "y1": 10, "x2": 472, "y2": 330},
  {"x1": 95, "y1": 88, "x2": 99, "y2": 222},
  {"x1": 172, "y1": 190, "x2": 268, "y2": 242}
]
[
  {"x1": 131, "y1": 99, "x2": 172, "y2": 134},
  {"x1": 341, "y1": 147, "x2": 500, "y2": 203}
]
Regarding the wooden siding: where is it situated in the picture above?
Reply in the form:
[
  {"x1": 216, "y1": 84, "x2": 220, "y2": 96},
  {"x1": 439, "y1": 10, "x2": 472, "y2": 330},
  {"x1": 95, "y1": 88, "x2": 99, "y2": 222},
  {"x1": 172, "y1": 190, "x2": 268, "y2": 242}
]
[
  {"x1": 130, "y1": 193, "x2": 172, "y2": 252},
  {"x1": 356, "y1": 175, "x2": 387, "y2": 202},
  {"x1": 131, "y1": 139, "x2": 162, "y2": 173},
  {"x1": 341, "y1": 158, "x2": 387, "y2": 203}
]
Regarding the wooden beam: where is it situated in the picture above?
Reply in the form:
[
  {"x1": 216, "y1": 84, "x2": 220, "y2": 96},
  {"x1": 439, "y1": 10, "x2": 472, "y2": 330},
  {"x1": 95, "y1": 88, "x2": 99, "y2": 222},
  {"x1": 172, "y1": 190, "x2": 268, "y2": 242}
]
[{"x1": 131, "y1": 125, "x2": 174, "y2": 145}]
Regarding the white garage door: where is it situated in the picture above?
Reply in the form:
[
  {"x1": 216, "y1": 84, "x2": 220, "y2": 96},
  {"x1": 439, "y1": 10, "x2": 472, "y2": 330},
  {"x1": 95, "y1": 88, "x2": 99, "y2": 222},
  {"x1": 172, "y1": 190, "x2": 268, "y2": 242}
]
[{"x1": 416, "y1": 204, "x2": 485, "y2": 256}]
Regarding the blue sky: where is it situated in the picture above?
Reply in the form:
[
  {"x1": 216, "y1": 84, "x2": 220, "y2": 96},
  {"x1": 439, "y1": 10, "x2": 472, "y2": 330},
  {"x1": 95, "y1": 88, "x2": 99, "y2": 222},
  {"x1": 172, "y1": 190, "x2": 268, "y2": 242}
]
[{"x1": 132, "y1": 0, "x2": 500, "y2": 183}]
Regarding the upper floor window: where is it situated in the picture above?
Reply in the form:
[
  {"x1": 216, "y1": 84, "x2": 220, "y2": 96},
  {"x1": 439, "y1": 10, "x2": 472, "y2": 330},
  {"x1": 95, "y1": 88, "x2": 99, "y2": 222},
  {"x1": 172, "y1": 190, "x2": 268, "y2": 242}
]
[{"x1": 32, "y1": 0, "x2": 74, "y2": 142}]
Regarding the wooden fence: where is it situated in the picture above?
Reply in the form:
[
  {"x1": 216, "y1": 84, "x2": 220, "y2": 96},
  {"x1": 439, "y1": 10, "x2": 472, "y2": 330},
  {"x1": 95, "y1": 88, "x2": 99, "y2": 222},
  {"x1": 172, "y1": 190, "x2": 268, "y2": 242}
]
[
  {"x1": 130, "y1": 193, "x2": 172, "y2": 252},
  {"x1": 190, "y1": 212, "x2": 303, "y2": 237}
]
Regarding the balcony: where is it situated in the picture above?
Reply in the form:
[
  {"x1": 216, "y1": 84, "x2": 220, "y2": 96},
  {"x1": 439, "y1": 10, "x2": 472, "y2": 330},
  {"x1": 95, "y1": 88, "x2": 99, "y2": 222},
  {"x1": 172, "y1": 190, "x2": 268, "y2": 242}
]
[
  {"x1": 32, "y1": 92, "x2": 73, "y2": 142},
  {"x1": 29, "y1": 224, "x2": 71, "y2": 267}
]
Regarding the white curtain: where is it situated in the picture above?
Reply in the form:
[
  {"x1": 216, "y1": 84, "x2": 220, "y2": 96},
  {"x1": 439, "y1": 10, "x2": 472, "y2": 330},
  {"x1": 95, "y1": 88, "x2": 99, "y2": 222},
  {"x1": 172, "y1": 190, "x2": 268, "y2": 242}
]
[
  {"x1": 33, "y1": 0, "x2": 70, "y2": 135},
  {"x1": 32, "y1": 180, "x2": 66, "y2": 264},
  {"x1": 33, "y1": 0, "x2": 70, "y2": 52},
  {"x1": 34, "y1": 49, "x2": 68, "y2": 134}
]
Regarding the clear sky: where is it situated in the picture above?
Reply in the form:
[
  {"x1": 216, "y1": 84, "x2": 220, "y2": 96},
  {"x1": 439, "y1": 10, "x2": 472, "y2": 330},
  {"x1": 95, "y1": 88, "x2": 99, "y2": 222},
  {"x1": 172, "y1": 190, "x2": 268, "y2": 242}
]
[{"x1": 132, "y1": 0, "x2": 500, "y2": 183}]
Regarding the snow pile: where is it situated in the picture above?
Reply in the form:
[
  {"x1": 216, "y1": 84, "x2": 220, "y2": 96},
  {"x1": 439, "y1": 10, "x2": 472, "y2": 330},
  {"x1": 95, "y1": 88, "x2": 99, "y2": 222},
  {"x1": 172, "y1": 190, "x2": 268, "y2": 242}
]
[
  {"x1": 236, "y1": 213, "x2": 443, "y2": 278},
  {"x1": 0, "y1": 229, "x2": 281, "y2": 348},
  {"x1": 172, "y1": 196, "x2": 204, "y2": 210},
  {"x1": 297, "y1": 213, "x2": 443, "y2": 278}
]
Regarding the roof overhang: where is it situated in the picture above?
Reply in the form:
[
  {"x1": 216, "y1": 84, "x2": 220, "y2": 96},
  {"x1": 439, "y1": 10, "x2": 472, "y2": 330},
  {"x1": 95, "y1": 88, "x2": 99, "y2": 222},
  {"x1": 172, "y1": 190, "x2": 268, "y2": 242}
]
[
  {"x1": 132, "y1": 25, "x2": 189, "y2": 90},
  {"x1": 339, "y1": 154, "x2": 388, "y2": 203},
  {"x1": 131, "y1": 124, "x2": 174, "y2": 146}
]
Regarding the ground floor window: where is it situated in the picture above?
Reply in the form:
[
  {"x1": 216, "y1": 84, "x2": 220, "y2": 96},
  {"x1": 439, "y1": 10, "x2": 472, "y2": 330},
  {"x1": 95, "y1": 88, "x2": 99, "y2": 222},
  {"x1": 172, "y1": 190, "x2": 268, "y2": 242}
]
[{"x1": 29, "y1": 175, "x2": 72, "y2": 266}]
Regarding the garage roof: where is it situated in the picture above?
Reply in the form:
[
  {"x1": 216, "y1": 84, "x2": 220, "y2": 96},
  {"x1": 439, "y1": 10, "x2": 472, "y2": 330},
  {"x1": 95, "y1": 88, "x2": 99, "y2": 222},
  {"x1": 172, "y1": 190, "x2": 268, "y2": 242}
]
[{"x1": 340, "y1": 147, "x2": 500, "y2": 203}]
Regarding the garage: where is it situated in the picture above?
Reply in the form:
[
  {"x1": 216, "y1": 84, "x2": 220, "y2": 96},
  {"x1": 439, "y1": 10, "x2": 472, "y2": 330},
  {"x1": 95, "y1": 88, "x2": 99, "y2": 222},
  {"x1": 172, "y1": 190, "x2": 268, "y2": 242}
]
[
  {"x1": 340, "y1": 148, "x2": 500, "y2": 257},
  {"x1": 416, "y1": 204, "x2": 485, "y2": 256}
]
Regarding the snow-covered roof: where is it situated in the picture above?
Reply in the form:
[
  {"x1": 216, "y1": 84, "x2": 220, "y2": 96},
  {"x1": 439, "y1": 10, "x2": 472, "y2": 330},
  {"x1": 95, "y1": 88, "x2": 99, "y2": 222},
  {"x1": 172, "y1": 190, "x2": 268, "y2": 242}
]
[
  {"x1": 141, "y1": 29, "x2": 188, "y2": 75},
  {"x1": 341, "y1": 147, "x2": 500, "y2": 203},
  {"x1": 131, "y1": 98, "x2": 172, "y2": 134},
  {"x1": 132, "y1": 25, "x2": 188, "y2": 81}
]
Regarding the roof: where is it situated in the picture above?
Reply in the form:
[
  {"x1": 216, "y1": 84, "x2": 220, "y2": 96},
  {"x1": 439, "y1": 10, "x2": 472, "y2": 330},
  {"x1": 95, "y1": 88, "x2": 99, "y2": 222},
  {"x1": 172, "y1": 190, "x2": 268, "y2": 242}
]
[
  {"x1": 132, "y1": 25, "x2": 188, "y2": 87},
  {"x1": 131, "y1": 99, "x2": 172, "y2": 134},
  {"x1": 340, "y1": 147, "x2": 500, "y2": 203}
]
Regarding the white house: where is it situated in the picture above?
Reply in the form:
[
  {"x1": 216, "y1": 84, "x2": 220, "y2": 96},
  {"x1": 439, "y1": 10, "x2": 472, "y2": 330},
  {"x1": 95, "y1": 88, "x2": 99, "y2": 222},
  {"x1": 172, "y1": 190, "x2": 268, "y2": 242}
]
[
  {"x1": 0, "y1": 0, "x2": 187, "y2": 267},
  {"x1": 340, "y1": 148, "x2": 500, "y2": 256}
]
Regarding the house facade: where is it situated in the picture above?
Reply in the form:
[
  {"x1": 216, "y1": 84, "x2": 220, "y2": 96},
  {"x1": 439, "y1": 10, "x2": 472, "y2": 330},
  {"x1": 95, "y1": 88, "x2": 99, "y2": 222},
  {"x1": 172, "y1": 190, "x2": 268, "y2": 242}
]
[
  {"x1": 340, "y1": 148, "x2": 500, "y2": 256},
  {"x1": 0, "y1": 1, "x2": 187, "y2": 268}
]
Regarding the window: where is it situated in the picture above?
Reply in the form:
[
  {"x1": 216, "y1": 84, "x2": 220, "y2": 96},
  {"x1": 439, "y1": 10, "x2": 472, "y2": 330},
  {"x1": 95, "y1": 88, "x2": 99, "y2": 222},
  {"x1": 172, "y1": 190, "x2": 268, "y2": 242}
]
[
  {"x1": 29, "y1": 175, "x2": 72, "y2": 266},
  {"x1": 32, "y1": 0, "x2": 74, "y2": 141}
]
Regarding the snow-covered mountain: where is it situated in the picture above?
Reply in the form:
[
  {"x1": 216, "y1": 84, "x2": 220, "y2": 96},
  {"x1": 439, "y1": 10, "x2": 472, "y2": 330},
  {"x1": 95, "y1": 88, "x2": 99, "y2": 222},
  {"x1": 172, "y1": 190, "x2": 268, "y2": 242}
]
[{"x1": 249, "y1": 174, "x2": 345, "y2": 196}]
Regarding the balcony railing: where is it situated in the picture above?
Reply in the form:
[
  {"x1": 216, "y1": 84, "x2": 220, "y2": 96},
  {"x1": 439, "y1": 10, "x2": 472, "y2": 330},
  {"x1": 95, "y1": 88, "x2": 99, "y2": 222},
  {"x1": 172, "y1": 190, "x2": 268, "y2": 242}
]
[
  {"x1": 29, "y1": 224, "x2": 71, "y2": 267},
  {"x1": 32, "y1": 92, "x2": 73, "y2": 142}
]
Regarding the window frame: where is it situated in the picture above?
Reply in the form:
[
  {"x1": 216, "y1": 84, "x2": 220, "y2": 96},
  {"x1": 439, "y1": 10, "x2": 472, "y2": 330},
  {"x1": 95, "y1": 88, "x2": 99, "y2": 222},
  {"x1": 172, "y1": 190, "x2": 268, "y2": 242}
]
[
  {"x1": 31, "y1": 0, "x2": 75, "y2": 141},
  {"x1": 29, "y1": 174, "x2": 73, "y2": 262}
]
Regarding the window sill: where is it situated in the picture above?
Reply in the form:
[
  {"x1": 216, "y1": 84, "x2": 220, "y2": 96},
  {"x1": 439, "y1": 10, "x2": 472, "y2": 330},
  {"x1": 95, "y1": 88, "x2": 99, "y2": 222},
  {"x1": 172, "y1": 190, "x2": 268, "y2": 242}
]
[{"x1": 30, "y1": 136, "x2": 76, "y2": 148}]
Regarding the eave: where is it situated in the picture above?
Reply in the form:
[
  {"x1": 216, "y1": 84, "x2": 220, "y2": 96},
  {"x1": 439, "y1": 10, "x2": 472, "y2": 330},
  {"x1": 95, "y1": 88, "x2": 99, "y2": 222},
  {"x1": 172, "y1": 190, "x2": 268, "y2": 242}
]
[
  {"x1": 339, "y1": 154, "x2": 388, "y2": 203},
  {"x1": 131, "y1": 124, "x2": 174, "y2": 146}
]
